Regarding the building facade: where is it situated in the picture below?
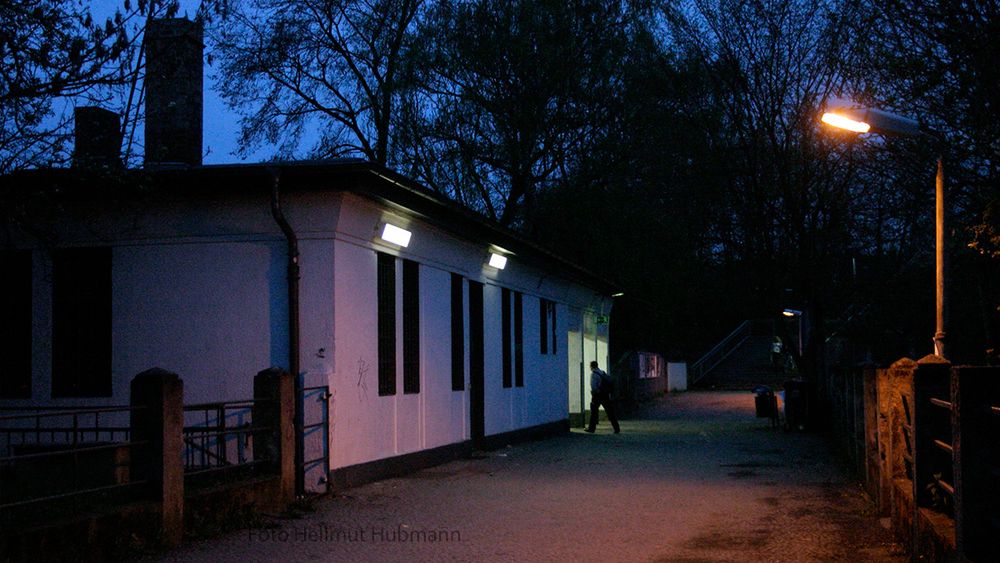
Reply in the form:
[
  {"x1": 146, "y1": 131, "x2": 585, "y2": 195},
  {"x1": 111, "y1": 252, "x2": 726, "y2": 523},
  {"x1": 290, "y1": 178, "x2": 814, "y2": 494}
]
[
  {"x1": 0, "y1": 162, "x2": 613, "y2": 489},
  {"x1": 0, "y1": 17, "x2": 613, "y2": 490}
]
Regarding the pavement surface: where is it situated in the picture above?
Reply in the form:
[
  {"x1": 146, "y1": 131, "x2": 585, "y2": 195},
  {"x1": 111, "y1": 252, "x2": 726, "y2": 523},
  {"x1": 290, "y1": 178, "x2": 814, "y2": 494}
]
[{"x1": 151, "y1": 391, "x2": 904, "y2": 562}]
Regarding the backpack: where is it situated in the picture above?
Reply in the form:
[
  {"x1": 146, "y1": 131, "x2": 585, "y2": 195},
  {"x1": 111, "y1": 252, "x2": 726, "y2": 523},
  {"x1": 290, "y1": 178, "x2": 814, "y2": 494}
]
[{"x1": 598, "y1": 370, "x2": 614, "y2": 395}]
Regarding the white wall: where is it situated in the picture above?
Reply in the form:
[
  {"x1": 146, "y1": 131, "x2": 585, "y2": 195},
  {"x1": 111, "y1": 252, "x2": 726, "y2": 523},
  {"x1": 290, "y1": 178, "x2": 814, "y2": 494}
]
[
  {"x1": 4, "y1": 185, "x2": 612, "y2": 476},
  {"x1": 324, "y1": 193, "x2": 606, "y2": 469},
  {"x1": 420, "y1": 267, "x2": 467, "y2": 449},
  {"x1": 114, "y1": 241, "x2": 282, "y2": 403}
]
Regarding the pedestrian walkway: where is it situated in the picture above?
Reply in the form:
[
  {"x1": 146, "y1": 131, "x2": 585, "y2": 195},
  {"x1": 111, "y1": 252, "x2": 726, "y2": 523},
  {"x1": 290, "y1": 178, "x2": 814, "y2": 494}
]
[{"x1": 151, "y1": 392, "x2": 903, "y2": 562}]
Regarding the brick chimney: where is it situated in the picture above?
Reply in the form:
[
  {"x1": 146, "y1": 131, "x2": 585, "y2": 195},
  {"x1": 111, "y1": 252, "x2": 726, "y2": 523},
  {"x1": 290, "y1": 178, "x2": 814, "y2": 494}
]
[
  {"x1": 73, "y1": 106, "x2": 122, "y2": 169},
  {"x1": 144, "y1": 18, "x2": 203, "y2": 168}
]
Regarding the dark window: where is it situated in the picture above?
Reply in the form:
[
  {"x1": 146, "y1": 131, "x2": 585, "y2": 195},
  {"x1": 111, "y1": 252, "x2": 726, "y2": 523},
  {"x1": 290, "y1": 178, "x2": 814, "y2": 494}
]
[
  {"x1": 539, "y1": 298, "x2": 557, "y2": 356},
  {"x1": 549, "y1": 301, "x2": 557, "y2": 354},
  {"x1": 501, "y1": 288, "x2": 512, "y2": 388},
  {"x1": 539, "y1": 297, "x2": 548, "y2": 354},
  {"x1": 52, "y1": 248, "x2": 112, "y2": 398},
  {"x1": 377, "y1": 252, "x2": 396, "y2": 396},
  {"x1": 514, "y1": 291, "x2": 523, "y2": 387},
  {"x1": 450, "y1": 273, "x2": 464, "y2": 391},
  {"x1": 0, "y1": 250, "x2": 32, "y2": 398},
  {"x1": 402, "y1": 259, "x2": 419, "y2": 394}
]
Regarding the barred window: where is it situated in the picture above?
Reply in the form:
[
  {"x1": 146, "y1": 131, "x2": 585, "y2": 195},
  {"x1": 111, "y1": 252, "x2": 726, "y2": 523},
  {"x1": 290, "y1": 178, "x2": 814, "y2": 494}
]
[
  {"x1": 52, "y1": 248, "x2": 112, "y2": 398},
  {"x1": 539, "y1": 298, "x2": 557, "y2": 355},
  {"x1": 539, "y1": 297, "x2": 548, "y2": 354},
  {"x1": 377, "y1": 252, "x2": 396, "y2": 396},
  {"x1": 450, "y1": 273, "x2": 464, "y2": 391}
]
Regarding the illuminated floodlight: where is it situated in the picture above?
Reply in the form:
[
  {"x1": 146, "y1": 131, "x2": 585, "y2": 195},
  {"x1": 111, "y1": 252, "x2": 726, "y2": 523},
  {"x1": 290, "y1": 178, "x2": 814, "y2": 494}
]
[
  {"x1": 821, "y1": 112, "x2": 870, "y2": 133},
  {"x1": 380, "y1": 223, "x2": 411, "y2": 247},
  {"x1": 821, "y1": 99, "x2": 919, "y2": 136},
  {"x1": 782, "y1": 308, "x2": 802, "y2": 317},
  {"x1": 488, "y1": 252, "x2": 507, "y2": 270}
]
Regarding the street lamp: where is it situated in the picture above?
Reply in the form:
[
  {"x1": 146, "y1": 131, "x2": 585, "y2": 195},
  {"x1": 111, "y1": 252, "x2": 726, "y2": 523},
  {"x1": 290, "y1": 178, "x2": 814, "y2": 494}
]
[
  {"x1": 782, "y1": 309, "x2": 803, "y2": 357},
  {"x1": 821, "y1": 100, "x2": 947, "y2": 359}
]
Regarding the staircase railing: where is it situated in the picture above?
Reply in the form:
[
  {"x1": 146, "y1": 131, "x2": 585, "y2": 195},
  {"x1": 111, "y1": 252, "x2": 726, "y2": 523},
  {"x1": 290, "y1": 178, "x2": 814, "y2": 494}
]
[{"x1": 690, "y1": 319, "x2": 773, "y2": 385}]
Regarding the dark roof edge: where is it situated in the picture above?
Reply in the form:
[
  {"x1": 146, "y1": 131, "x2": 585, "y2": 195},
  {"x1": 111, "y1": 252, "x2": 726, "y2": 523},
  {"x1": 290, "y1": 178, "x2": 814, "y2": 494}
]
[
  {"x1": 348, "y1": 163, "x2": 619, "y2": 297},
  {"x1": 0, "y1": 159, "x2": 620, "y2": 296}
]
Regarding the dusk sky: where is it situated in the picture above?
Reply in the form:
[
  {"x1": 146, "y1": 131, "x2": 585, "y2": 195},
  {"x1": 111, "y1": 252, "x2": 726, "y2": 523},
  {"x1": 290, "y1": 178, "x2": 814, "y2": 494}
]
[
  {"x1": 92, "y1": 0, "x2": 266, "y2": 164},
  {"x1": 1, "y1": 2, "x2": 997, "y2": 559}
]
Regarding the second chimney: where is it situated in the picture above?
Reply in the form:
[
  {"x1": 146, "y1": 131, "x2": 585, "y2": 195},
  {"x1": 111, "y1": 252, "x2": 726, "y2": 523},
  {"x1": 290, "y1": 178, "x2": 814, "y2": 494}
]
[
  {"x1": 144, "y1": 18, "x2": 203, "y2": 168},
  {"x1": 73, "y1": 106, "x2": 122, "y2": 169}
]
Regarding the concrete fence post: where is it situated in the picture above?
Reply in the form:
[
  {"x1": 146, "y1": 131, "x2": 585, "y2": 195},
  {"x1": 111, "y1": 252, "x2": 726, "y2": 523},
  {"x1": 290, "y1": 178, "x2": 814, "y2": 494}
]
[
  {"x1": 130, "y1": 368, "x2": 184, "y2": 547},
  {"x1": 253, "y1": 368, "x2": 295, "y2": 508},
  {"x1": 885, "y1": 359, "x2": 916, "y2": 484},
  {"x1": 875, "y1": 366, "x2": 892, "y2": 514},
  {"x1": 882, "y1": 358, "x2": 916, "y2": 544},
  {"x1": 951, "y1": 366, "x2": 999, "y2": 560}
]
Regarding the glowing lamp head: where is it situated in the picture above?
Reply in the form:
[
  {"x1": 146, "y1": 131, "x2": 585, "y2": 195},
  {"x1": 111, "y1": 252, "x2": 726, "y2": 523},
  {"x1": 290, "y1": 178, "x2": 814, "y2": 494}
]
[
  {"x1": 821, "y1": 112, "x2": 871, "y2": 133},
  {"x1": 783, "y1": 308, "x2": 803, "y2": 317},
  {"x1": 380, "y1": 223, "x2": 411, "y2": 247},
  {"x1": 488, "y1": 252, "x2": 507, "y2": 270}
]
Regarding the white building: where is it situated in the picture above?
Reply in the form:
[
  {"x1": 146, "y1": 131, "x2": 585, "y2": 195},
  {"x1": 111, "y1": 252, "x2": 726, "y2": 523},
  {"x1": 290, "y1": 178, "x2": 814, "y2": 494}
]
[
  {"x1": 0, "y1": 161, "x2": 614, "y2": 489},
  {"x1": 0, "y1": 18, "x2": 614, "y2": 490}
]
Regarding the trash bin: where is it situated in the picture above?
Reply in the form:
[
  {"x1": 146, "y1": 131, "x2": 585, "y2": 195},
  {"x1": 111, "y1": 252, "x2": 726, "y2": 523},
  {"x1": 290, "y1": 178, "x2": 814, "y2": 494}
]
[
  {"x1": 783, "y1": 379, "x2": 808, "y2": 431},
  {"x1": 753, "y1": 386, "x2": 778, "y2": 427}
]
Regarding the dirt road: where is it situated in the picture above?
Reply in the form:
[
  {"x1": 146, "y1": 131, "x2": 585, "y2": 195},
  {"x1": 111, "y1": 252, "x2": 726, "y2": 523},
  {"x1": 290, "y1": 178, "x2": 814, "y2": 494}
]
[{"x1": 152, "y1": 391, "x2": 903, "y2": 562}]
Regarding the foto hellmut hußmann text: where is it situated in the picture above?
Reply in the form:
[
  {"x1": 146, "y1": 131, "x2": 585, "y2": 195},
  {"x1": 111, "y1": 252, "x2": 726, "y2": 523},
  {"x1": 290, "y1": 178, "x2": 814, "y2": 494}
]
[{"x1": 249, "y1": 524, "x2": 463, "y2": 543}]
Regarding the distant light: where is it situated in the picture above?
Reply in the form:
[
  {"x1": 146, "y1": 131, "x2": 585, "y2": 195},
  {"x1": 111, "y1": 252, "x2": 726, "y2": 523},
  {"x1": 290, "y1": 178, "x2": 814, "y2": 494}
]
[
  {"x1": 821, "y1": 112, "x2": 870, "y2": 133},
  {"x1": 783, "y1": 308, "x2": 802, "y2": 317},
  {"x1": 612, "y1": 292, "x2": 625, "y2": 298},
  {"x1": 380, "y1": 223, "x2": 411, "y2": 247},
  {"x1": 488, "y1": 253, "x2": 507, "y2": 269}
]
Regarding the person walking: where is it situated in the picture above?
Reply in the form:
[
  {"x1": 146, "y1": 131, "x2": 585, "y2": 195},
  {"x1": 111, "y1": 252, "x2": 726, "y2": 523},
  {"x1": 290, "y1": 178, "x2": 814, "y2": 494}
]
[{"x1": 585, "y1": 361, "x2": 620, "y2": 434}]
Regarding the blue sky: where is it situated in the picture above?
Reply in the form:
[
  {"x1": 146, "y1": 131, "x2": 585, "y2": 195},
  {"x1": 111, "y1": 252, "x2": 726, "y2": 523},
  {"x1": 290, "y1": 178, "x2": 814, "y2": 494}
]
[{"x1": 91, "y1": 0, "x2": 264, "y2": 164}]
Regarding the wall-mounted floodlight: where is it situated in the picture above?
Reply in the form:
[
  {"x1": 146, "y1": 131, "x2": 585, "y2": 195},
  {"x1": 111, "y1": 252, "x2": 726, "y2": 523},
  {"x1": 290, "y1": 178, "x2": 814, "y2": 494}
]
[
  {"x1": 782, "y1": 308, "x2": 802, "y2": 317},
  {"x1": 380, "y1": 223, "x2": 411, "y2": 247},
  {"x1": 488, "y1": 252, "x2": 507, "y2": 270}
]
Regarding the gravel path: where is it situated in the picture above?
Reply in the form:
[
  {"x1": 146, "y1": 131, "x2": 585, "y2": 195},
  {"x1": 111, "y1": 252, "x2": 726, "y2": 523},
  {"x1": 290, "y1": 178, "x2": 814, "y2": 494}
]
[{"x1": 151, "y1": 391, "x2": 903, "y2": 562}]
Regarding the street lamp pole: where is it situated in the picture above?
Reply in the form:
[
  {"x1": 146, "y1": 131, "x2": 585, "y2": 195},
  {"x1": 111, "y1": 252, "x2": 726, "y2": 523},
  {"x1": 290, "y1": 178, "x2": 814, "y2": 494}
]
[
  {"x1": 935, "y1": 156, "x2": 946, "y2": 358},
  {"x1": 821, "y1": 101, "x2": 947, "y2": 359}
]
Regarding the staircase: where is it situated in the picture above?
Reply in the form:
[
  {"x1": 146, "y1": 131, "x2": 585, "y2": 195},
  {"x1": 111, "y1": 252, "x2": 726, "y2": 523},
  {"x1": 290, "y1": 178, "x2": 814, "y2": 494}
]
[{"x1": 690, "y1": 320, "x2": 790, "y2": 390}]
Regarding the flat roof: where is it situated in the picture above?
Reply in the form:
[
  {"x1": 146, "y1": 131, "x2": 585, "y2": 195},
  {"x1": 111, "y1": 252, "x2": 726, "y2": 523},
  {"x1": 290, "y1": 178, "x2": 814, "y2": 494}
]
[{"x1": 1, "y1": 159, "x2": 619, "y2": 296}]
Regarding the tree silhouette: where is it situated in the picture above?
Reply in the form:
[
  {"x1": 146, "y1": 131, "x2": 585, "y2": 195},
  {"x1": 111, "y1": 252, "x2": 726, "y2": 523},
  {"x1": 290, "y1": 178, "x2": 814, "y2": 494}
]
[{"x1": 212, "y1": 0, "x2": 423, "y2": 164}]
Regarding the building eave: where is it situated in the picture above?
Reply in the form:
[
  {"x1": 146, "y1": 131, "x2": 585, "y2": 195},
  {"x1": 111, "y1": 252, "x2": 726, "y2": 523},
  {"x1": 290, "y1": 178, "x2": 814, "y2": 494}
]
[{"x1": 0, "y1": 159, "x2": 620, "y2": 297}]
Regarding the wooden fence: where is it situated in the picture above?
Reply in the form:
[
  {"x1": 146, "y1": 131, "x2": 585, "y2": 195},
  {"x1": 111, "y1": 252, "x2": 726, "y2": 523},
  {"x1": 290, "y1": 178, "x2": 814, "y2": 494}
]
[
  {"x1": 1, "y1": 367, "x2": 295, "y2": 558},
  {"x1": 821, "y1": 357, "x2": 999, "y2": 561}
]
